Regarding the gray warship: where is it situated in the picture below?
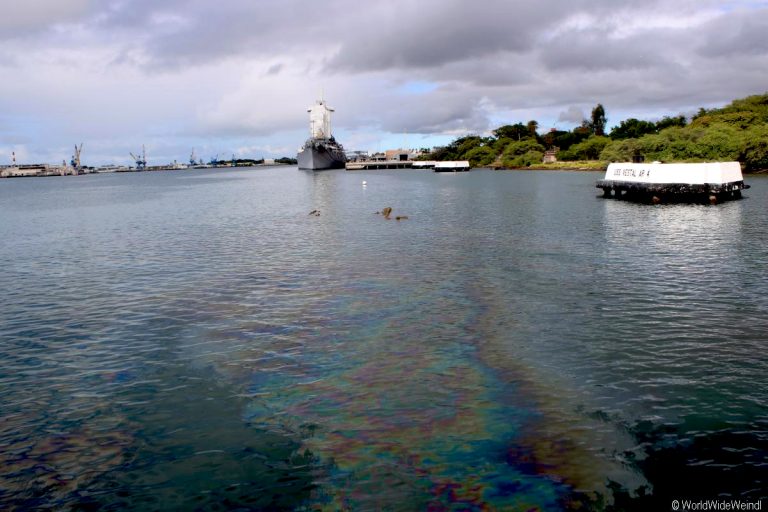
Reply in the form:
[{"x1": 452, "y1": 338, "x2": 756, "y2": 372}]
[{"x1": 297, "y1": 99, "x2": 347, "y2": 170}]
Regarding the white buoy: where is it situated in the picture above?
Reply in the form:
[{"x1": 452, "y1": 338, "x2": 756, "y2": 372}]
[{"x1": 362, "y1": 180, "x2": 367, "y2": 185}]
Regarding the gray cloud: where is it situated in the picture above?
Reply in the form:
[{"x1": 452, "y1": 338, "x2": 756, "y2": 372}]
[
  {"x1": 326, "y1": 0, "x2": 567, "y2": 72},
  {"x1": 90, "y1": 0, "x2": 346, "y2": 69},
  {"x1": 371, "y1": 89, "x2": 492, "y2": 135},
  {"x1": 697, "y1": 9, "x2": 768, "y2": 57},
  {"x1": 539, "y1": 29, "x2": 678, "y2": 72},
  {"x1": 0, "y1": 0, "x2": 93, "y2": 33},
  {"x1": 558, "y1": 106, "x2": 586, "y2": 124}
]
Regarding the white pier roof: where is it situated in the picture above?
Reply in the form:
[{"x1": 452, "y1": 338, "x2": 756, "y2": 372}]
[{"x1": 604, "y1": 162, "x2": 743, "y2": 185}]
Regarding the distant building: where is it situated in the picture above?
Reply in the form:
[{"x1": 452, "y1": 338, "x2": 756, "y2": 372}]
[
  {"x1": 384, "y1": 149, "x2": 421, "y2": 161},
  {"x1": 346, "y1": 151, "x2": 370, "y2": 162},
  {"x1": 1, "y1": 163, "x2": 73, "y2": 177},
  {"x1": 542, "y1": 148, "x2": 558, "y2": 163}
]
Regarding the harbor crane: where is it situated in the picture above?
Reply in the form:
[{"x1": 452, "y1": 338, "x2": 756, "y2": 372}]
[
  {"x1": 130, "y1": 145, "x2": 147, "y2": 170},
  {"x1": 70, "y1": 143, "x2": 83, "y2": 169}
]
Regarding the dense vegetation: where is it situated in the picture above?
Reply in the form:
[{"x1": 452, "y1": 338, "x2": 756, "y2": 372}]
[{"x1": 421, "y1": 93, "x2": 768, "y2": 172}]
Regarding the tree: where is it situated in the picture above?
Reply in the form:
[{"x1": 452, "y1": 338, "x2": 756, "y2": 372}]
[
  {"x1": 559, "y1": 136, "x2": 611, "y2": 161},
  {"x1": 610, "y1": 118, "x2": 657, "y2": 140},
  {"x1": 455, "y1": 136, "x2": 485, "y2": 157},
  {"x1": 493, "y1": 123, "x2": 530, "y2": 141},
  {"x1": 543, "y1": 129, "x2": 556, "y2": 148},
  {"x1": 575, "y1": 119, "x2": 592, "y2": 135},
  {"x1": 692, "y1": 107, "x2": 709, "y2": 121},
  {"x1": 742, "y1": 125, "x2": 768, "y2": 172},
  {"x1": 465, "y1": 146, "x2": 497, "y2": 167},
  {"x1": 655, "y1": 115, "x2": 687, "y2": 131},
  {"x1": 502, "y1": 138, "x2": 544, "y2": 156},
  {"x1": 591, "y1": 104, "x2": 607, "y2": 136},
  {"x1": 500, "y1": 139, "x2": 546, "y2": 168},
  {"x1": 691, "y1": 111, "x2": 760, "y2": 129},
  {"x1": 492, "y1": 137, "x2": 516, "y2": 153},
  {"x1": 548, "y1": 129, "x2": 590, "y2": 150},
  {"x1": 526, "y1": 120, "x2": 539, "y2": 138},
  {"x1": 600, "y1": 138, "x2": 642, "y2": 162}
]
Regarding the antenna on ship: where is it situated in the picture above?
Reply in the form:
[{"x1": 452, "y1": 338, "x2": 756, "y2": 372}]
[{"x1": 12, "y1": 151, "x2": 16, "y2": 165}]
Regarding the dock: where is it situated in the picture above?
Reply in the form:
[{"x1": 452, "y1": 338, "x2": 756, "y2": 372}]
[
  {"x1": 0, "y1": 164, "x2": 82, "y2": 178},
  {"x1": 345, "y1": 160, "x2": 469, "y2": 171},
  {"x1": 346, "y1": 160, "x2": 415, "y2": 170},
  {"x1": 433, "y1": 161, "x2": 470, "y2": 172}
]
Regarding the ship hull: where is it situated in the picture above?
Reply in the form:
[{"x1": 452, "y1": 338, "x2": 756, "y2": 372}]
[{"x1": 297, "y1": 141, "x2": 346, "y2": 171}]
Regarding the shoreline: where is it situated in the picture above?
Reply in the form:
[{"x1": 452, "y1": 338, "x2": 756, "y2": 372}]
[{"x1": 3, "y1": 163, "x2": 766, "y2": 179}]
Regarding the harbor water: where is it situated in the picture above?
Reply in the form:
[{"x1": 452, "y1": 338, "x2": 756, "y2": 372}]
[{"x1": 1, "y1": 168, "x2": 766, "y2": 510}]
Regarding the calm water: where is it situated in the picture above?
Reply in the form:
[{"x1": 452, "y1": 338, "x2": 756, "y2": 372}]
[{"x1": 1, "y1": 167, "x2": 766, "y2": 510}]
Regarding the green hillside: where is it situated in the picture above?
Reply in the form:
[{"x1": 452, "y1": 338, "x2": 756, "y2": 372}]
[{"x1": 422, "y1": 93, "x2": 768, "y2": 172}]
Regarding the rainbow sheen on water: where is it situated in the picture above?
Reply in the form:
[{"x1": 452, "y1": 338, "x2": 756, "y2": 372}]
[{"x1": 1, "y1": 168, "x2": 766, "y2": 510}]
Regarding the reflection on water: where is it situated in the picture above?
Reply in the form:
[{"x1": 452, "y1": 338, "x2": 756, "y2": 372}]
[{"x1": 0, "y1": 169, "x2": 766, "y2": 509}]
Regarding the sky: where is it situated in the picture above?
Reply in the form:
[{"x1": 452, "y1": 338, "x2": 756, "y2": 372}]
[{"x1": 1, "y1": 0, "x2": 767, "y2": 166}]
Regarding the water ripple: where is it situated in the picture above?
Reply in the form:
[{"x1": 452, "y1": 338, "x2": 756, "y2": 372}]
[{"x1": 1, "y1": 169, "x2": 766, "y2": 508}]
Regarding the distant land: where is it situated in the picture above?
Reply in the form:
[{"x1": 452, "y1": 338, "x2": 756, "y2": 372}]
[
  {"x1": 421, "y1": 93, "x2": 768, "y2": 173},
  {"x1": 5, "y1": 93, "x2": 767, "y2": 176}
]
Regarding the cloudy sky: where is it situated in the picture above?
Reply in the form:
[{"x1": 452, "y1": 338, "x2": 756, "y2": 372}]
[{"x1": 1, "y1": 0, "x2": 767, "y2": 166}]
